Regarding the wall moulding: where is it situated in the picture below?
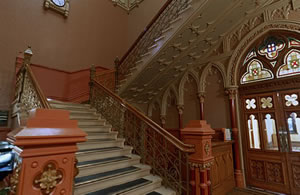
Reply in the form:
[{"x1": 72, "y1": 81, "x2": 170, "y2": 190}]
[{"x1": 111, "y1": 0, "x2": 144, "y2": 13}]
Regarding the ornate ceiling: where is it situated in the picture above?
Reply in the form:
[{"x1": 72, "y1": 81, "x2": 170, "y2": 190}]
[
  {"x1": 111, "y1": 0, "x2": 144, "y2": 12},
  {"x1": 118, "y1": 0, "x2": 298, "y2": 103}
]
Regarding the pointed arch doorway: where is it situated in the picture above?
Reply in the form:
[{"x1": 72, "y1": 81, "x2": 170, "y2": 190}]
[{"x1": 238, "y1": 31, "x2": 300, "y2": 195}]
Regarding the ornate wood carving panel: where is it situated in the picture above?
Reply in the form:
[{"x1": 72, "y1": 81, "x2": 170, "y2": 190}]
[
  {"x1": 250, "y1": 160, "x2": 265, "y2": 181},
  {"x1": 211, "y1": 142, "x2": 235, "y2": 195},
  {"x1": 292, "y1": 164, "x2": 300, "y2": 188},
  {"x1": 266, "y1": 162, "x2": 284, "y2": 184}
]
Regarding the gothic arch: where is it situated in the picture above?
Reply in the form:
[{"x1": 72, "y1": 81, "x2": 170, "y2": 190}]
[
  {"x1": 200, "y1": 62, "x2": 227, "y2": 92},
  {"x1": 147, "y1": 98, "x2": 161, "y2": 117},
  {"x1": 161, "y1": 84, "x2": 179, "y2": 116},
  {"x1": 178, "y1": 70, "x2": 199, "y2": 105},
  {"x1": 227, "y1": 20, "x2": 300, "y2": 86}
]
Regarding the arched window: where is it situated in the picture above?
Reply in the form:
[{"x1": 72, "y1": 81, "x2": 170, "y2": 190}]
[{"x1": 240, "y1": 32, "x2": 300, "y2": 85}]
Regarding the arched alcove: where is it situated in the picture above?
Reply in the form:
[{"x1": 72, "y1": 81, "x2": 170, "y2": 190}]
[
  {"x1": 183, "y1": 75, "x2": 200, "y2": 127},
  {"x1": 165, "y1": 90, "x2": 179, "y2": 129},
  {"x1": 204, "y1": 66, "x2": 231, "y2": 128}
]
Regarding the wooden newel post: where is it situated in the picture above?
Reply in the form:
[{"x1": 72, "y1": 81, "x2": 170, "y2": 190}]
[
  {"x1": 7, "y1": 109, "x2": 87, "y2": 195},
  {"x1": 180, "y1": 120, "x2": 215, "y2": 195}
]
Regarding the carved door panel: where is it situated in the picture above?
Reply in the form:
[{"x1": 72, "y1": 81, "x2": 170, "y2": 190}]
[
  {"x1": 241, "y1": 92, "x2": 291, "y2": 194},
  {"x1": 278, "y1": 89, "x2": 300, "y2": 194}
]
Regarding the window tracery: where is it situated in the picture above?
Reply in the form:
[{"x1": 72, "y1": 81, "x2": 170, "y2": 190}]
[{"x1": 240, "y1": 33, "x2": 300, "y2": 85}]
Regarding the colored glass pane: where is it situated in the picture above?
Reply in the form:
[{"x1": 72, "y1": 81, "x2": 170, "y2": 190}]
[
  {"x1": 258, "y1": 37, "x2": 285, "y2": 60},
  {"x1": 241, "y1": 59, "x2": 273, "y2": 84},
  {"x1": 277, "y1": 49, "x2": 300, "y2": 78}
]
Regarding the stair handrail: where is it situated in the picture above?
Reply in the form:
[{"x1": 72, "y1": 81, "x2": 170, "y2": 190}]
[
  {"x1": 90, "y1": 77, "x2": 195, "y2": 194},
  {"x1": 14, "y1": 47, "x2": 51, "y2": 111},
  {"x1": 115, "y1": 0, "x2": 191, "y2": 86}
]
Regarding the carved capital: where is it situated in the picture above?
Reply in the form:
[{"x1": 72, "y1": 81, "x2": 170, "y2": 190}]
[
  {"x1": 197, "y1": 92, "x2": 206, "y2": 103},
  {"x1": 225, "y1": 87, "x2": 238, "y2": 100},
  {"x1": 177, "y1": 105, "x2": 184, "y2": 115}
]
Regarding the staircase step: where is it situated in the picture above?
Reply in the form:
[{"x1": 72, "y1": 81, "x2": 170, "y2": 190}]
[
  {"x1": 76, "y1": 146, "x2": 132, "y2": 162},
  {"x1": 77, "y1": 119, "x2": 106, "y2": 126},
  {"x1": 86, "y1": 178, "x2": 151, "y2": 195},
  {"x1": 70, "y1": 113, "x2": 100, "y2": 120},
  {"x1": 50, "y1": 102, "x2": 91, "y2": 109},
  {"x1": 146, "y1": 187, "x2": 176, "y2": 195},
  {"x1": 74, "y1": 164, "x2": 151, "y2": 195},
  {"x1": 78, "y1": 154, "x2": 141, "y2": 177},
  {"x1": 78, "y1": 138, "x2": 124, "y2": 150},
  {"x1": 120, "y1": 175, "x2": 162, "y2": 195},
  {"x1": 48, "y1": 99, "x2": 90, "y2": 107},
  {"x1": 87, "y1": 132, "x2": 118, "y2": 140},
  {"x1": 79, "y1": 125, "x2": 112, "y2": 133}
]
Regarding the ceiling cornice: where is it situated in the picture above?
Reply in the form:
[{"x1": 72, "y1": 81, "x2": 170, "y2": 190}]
[{"x1": 111, "y1": 0, "x2": 144, "y2": 13}]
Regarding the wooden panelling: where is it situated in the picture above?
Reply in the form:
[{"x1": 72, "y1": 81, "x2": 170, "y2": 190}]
[
  {"x1": 211, "y1": 141, "x2": 235, "y2": 195},
  {"x1": 0, "y1": 128, "x2": 10, "y2": 141}
]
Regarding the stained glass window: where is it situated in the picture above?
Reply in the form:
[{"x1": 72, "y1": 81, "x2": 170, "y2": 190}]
[
  {"x1": 277, "y1": 49, "x2": 300, "y2": 78},
  {"x1": 241, "y1": 59, "x2": 273, "y2": 84},
  {"x1": 258, "y1": 37, "x2": 285, "y2": 60},
  {"x1": 288, "y1": 37, "x2": 300, "y2": 48},
  {"x1": 240, "y1": 34, "x2": 300, "y2": 85}
]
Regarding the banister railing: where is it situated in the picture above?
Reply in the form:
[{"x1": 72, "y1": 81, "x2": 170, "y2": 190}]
[
  {"x1": 14, "y1": 47, "x2": 51, "y2": 112},
  {"x1": 90, "y1": 78, "x2": 195, "y2": 194},
  {"x1": 116, "y1": 0, "x2": 191, "y2": 85}
]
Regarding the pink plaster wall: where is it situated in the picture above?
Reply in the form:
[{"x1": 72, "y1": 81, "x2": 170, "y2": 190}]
[
  {"x1": 0, "y1": 0, "x2": 166, "y2": 110},
  {"x1": 16, "y1": 57, "x2": 108, "y2": 103}
]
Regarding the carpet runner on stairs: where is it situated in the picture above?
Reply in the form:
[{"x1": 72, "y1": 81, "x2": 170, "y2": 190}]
[{"x1": 49, "y1": 100, "x2": 175, "y2": 195}]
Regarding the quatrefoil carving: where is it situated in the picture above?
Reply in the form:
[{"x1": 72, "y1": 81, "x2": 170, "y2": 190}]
[
  {"x1": 246, "y1": 99, "x2": 256, "y2": 110},
  {"x1": 285, "y1": 94, "x2": 299, "y2": 107},
  {"x1": 261, "y1": 97, "x2": 273, "y2": 109}
]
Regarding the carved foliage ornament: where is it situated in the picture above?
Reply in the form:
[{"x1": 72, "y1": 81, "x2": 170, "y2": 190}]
[
  {"x1": 10, "y1": 160, "x2": 22, "y2": 195},
  {"x1": 44, "y1": 0, "x2": 70, "y2": 17},
  {"x1": 34, "y1": 163, "x2": 63, "y2": 195},
  {"x1": 111, "y1": 0, "x2": 144, "y2": 13}
]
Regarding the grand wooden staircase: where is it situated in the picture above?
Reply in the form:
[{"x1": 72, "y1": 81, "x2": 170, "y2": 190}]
[{"x1": 50, "y1": 100, "x2": 175, "y2": 195}]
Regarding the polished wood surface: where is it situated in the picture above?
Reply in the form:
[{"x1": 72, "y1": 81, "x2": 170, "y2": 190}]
[
  {"x1": 211, "y1": 141, "x2": 235, "y2": 195},
  {"x1": 7, "y1": 109, "x2": 87, "y2": 195}
]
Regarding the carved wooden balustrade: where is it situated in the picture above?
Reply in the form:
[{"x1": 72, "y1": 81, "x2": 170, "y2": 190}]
[
  {"x1": 8, "y1": 47, "x2": 87, "y2": 195},
  {"x1": 116, "y1": 0, "x2": 191, "y2": 86},
  {"x1": 12, "y1": 47, "x2": 50, "y2": 127},
  {"x1": 90, "y1": 78, "x2": 194, "y2": 194}
]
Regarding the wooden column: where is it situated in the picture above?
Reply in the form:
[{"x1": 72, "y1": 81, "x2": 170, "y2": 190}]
[
  {"x1": 225, "y1": 87, "x2": 245, "y2": 188},
  {"x1": 177, "y1": 105, "x2": 184, "y2": 129},
  {"x1": 180, "y1": 120, "x2": 215, "y2": 195},
  {"x1": 160, "y1": 115, "x2": 166, "y2": 128},
  {"x1": 198, "y1": 92, "x2": 205, "y2": 120},
  {"x1": 7, "y1": 109, "x2": 87, "y2": 195}
]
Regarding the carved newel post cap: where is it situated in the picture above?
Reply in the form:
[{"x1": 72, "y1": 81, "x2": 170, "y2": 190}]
[
  {"x1": 180, "y1": 120, "x2": 215, "y2": 166},
  {"x1": 180, "y1": 120, "x2": 215, "y2": 135},
  {"x1": 7, "y1": 109, "x2": 87, "y2": 195},
  {"x1": 8, "y1": 109, "x2": 87, "y2": 147}
]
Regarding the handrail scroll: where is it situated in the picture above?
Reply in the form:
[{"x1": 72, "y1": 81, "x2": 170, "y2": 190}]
[{"x1": 90, "y1": 77, "x2": 195, "y2": 194}]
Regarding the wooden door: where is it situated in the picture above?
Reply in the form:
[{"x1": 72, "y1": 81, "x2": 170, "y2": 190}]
[
  {"x1": 278, "y1": 89, "x2": 300, "y2": 195},
  {"x1": 241, "y1": 92, "x2": 291, "y2": 194}
]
